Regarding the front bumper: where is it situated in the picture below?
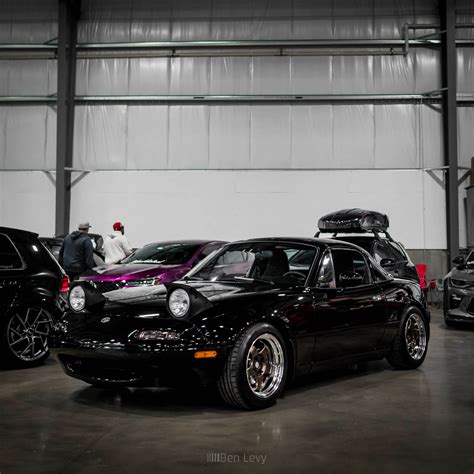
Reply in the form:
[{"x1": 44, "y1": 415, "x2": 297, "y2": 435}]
[
  {"x1": 444, "y1": 286, "x2": 474, "y2": 322},
  {"x1": 51, "y1": 345, "x2": 228, "y2": 387},
  {"x1": 50, "y1": 313, "x2": 230, "y2": 387}
]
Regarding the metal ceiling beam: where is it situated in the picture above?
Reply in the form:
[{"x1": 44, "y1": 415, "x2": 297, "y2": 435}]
[
  {"x1": 440, "y1": 0, "x2": 460, "y2": 264},
  {"x1": 2, "y1": 93, "x2": 474, "y2": 105},
  {"x1": 1, "y1": 36, "x2": 474, "y2": 60},
  {"x1": 55, "y1": 0, "x2": 80, "y2": 237}
]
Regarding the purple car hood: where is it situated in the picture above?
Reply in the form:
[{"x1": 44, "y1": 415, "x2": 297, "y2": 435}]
[{"x1": 81, "y1": 263, "x2": 188, "y2": 282}]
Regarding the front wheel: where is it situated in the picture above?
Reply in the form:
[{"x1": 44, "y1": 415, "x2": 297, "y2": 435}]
[
  {"x1": 217, "y1": 323, "x2": 288, "y2": 410},
  {"x1": 0, "y1": 306, "x2": 52, "y2": 368},
  {"x1": 387, "y1": 308, "x2": 429, "y2": 370}
]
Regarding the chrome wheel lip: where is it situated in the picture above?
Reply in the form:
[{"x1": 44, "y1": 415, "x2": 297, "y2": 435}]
[
  {"x1": 404, "y1": 313, "x2": 427, "y2": 361},
  {"x1": 7, "y1": 307, "x2": 51, "y2": 362},
  {"x1": 245, "y1": 333, "x2": 285, "y2": 399}
]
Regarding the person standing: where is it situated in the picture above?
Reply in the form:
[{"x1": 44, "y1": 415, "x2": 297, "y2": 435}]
[
  {"x1": 59, "y1": 222, "x2": 95, "y2": 280},
  {"x1": 103, "y1": 221, "x2": 133, "y2": 265}
]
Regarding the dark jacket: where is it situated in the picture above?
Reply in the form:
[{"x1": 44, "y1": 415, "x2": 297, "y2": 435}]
[{"x1": 59, "y1": 231, "x2": 95, "y2": 275}]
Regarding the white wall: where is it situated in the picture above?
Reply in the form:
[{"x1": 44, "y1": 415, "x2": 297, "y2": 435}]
[
  {"x1": 0, "y1": 172, "x2": 55, "y2": 236},
  {"x1": 64, "y1": 169, "x2": 446, "y2": 249}
]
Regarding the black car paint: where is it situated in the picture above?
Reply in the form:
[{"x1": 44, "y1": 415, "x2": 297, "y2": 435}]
[
  {"x1": 0, "y1": 228, "x2": 66, "y2": 360},
  {"x1": 50, "y1": 238, "x2": 429, "y2": 387}
]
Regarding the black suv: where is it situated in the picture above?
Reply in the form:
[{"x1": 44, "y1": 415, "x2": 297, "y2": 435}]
[
  {"x1": 0, "y1": 227, "x2": 68, "y2": 368},
  {"x1": 316, "y1": 209, "x2": 419, "y2": 282}
]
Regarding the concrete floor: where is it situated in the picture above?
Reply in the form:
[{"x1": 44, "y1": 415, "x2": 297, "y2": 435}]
[{"x1": 0, "y1": 308, "x2": 473, "y2": 474}]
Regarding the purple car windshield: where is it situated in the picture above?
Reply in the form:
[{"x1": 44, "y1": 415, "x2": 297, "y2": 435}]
[{"x1": 122, "y1": 243, "x2": 201, "y2": 265}]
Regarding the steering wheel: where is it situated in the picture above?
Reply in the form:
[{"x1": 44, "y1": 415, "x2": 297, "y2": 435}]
[{"x1": 282, "y1": 271, "x2": 307, "y2": 281}]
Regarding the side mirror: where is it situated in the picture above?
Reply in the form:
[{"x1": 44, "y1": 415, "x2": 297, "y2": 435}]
[
  {"x1": 453, "y1": 256, "x2": 465, "y2": 268},
  {"x1": 380, "y1": 258, "x2": 396, "y2": 269},
  {"x1": 338, "y1": 271, "x2": 364, "y2": 288}
]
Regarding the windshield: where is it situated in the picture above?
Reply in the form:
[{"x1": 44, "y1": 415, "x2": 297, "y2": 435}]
[
  {"x1": 122, "y1": 243, "x2": 200, "y2": 265},
  {"x1": 187, "y1": 242, "x2": 318, "y2": 286},
  {"x1": 466, "y1": 251, "x2": 474, "y2": 269}
]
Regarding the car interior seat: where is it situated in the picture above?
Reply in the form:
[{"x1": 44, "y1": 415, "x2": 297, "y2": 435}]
[{"x1": 261, "y1": 249, "x2": 290, "y2": 280}]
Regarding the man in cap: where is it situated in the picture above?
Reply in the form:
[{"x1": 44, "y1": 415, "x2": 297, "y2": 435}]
[
  {"x1": 59, "y1": 222, "x2": 95, "y2": 280},
  {"x1": 103, "y1": 221, "x2": 133, "y2": 265}
]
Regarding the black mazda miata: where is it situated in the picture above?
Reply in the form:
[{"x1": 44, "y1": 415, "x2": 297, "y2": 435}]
[{"x1": 51, "y1": 238, "x2": 430, "y2": 410}]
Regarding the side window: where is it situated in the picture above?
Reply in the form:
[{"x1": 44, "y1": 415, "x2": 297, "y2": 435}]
[
  {"x1": 315, "y1": 250, "x2": 336, "y2": 288},
  {"x1": 193, "y1": 243, "x2": 221, "y2": 266},
  {"x1": 0, "y1": 234, "x2": 24, "y2": 270},
  {"x1": 331, "y1": 248, "x2": 370, "y2": 287}
]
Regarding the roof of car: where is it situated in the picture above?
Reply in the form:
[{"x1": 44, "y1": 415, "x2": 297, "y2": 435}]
[
  {"x1": 143, "y1": 240, "x2": 226, "y2": 246},
  {"x1": 236, "y1": 236, "x2": 369, "y2": 250},
  {"x1": 0, "y1": 226, "x2": 38, "y2": 238}
]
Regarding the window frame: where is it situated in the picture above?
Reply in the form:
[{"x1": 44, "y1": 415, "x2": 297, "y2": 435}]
[{"x1": 312, "y1": 248, "x2": 337, "y2": 289}]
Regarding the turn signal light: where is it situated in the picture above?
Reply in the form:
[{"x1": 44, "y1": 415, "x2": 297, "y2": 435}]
[
  {"x1": 194, "y1": 350, "x2": 217, "y2": 359},
  {"x1": 60, "y1": 276, "x2": 69, "y2": 293}
]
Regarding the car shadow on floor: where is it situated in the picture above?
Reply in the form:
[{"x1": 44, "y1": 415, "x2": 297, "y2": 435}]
[
  {"x1": 70, "y1": 359, "x2": 392, "y2": 417},
  {"x1": 438, "y1": 321, "x2": 474, "y2": 331}
]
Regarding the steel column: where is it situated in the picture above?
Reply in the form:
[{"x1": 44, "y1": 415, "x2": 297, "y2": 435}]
[
  {"x1": 55, "y1": 0, "x2": 80, "y2": 237},
  {"x1": 440, "y1": 0, "x2": 460, "y2": 264}
]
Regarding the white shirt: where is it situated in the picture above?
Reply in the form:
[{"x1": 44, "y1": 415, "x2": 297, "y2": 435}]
[{"x1": 103, "y1": 231, "x2": 133, "y2": 264}]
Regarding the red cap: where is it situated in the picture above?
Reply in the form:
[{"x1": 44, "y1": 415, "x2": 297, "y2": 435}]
[{"x1": 113, "y1": 221, "x2": 123, "y2": 231}]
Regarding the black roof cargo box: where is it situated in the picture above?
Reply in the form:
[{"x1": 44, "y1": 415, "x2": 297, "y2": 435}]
[{"x1": 318, "y1": 208, "x2": 389, "y2": 233}]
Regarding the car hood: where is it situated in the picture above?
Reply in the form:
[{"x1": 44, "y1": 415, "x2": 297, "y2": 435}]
[
  {"x1": 81, "y1": 263, "x2": 185, "y2": 281},
  {"x1": 103, "y1": 279, "x2": 281, "y2": 306},
  {"x1": 448, "y1": 267, "x2": 474, "y2": 282}
]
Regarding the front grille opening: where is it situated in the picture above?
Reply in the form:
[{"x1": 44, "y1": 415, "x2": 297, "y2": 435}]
[
  {"x1": 450, "y1": 295, "x2": 463, "y2": 310},
  {"x1": 59, "y1": 355, "x2": 142, "y2": 383},
  {"x1": 91, "y1": 281, "x2": 125, "y2": 294}
]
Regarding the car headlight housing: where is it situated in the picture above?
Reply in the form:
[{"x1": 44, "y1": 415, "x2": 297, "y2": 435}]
[
  {"x1": 450, "y1": 278, "x2": 468, "y2": 288},
  {"x1": 69, "y1": 285, "x2": 86, "y2": 312},
  {"x1": 168, "y1": 288, "x2": 190, "y2": 319},
  {"x1": 124, "y1": 278, "x2": 162, "y2": 287}
]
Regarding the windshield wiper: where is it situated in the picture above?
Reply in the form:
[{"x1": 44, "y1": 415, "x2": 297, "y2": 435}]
[{"x1": 184, "y1": 276, "x2": 203, "y2": 281}]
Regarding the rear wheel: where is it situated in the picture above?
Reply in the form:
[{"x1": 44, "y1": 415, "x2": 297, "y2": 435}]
[
  {"x1": 0, "y1": 306, "x2": 52, "y2": 368},
  {"x1": 218, "y1": 323, "x2": 287, "y2": 410},
  {"x1": 387, "y1": 308, "x2": 428, "y2": 370}
]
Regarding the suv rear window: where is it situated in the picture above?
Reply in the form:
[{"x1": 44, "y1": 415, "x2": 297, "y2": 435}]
[
  {"x1": 0, "y1": 234, "x2": 24, "y2": 270},
  {"x1": 373, "y1": 241, "x2": 408, "y2": 263}
]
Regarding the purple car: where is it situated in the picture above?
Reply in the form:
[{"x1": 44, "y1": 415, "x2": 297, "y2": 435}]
[{"x1": 79, "y1": 240, "x2": 226, "y2": 293}]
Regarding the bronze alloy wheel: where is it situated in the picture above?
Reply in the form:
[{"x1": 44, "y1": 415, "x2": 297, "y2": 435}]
[
  {"x1": 245, "y1": 333, "x2": 285, "y2": 399},
  {"x1": 404, "y1": 313, "x2": 427, "y2": 361}
]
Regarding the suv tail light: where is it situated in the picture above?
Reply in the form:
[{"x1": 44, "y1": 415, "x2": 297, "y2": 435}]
[{"x1": 60, "y1": 275, "x2": 70, "y2": 293}]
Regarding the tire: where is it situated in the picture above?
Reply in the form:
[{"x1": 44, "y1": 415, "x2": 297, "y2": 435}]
[
  {"x1": 217, "y1": 323, "x2": 288, "y2": 410},
  {"x1": 0, "y1": 306, "x2": 52, "y2": 369},
  {"x1": 386, "y1": 307, "x2": 429, "y2": 370}
]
